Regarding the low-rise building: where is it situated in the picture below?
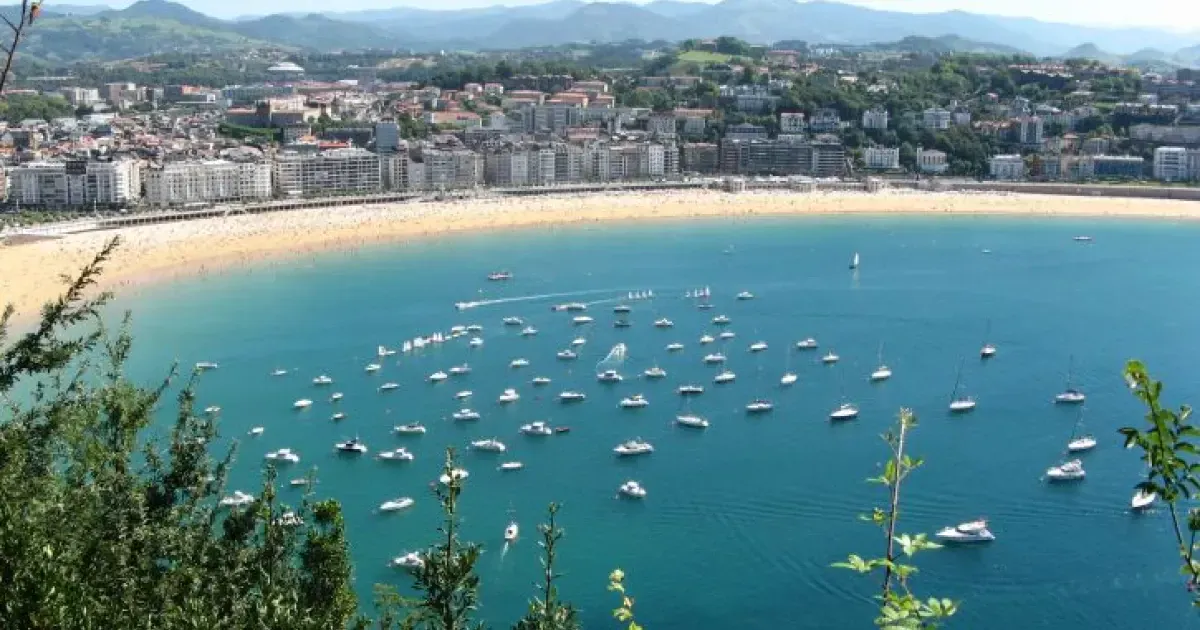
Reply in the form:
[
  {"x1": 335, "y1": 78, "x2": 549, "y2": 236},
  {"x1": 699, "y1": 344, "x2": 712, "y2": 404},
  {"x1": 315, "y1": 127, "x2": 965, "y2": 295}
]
[
  {"x1": 861, "y1": 108, "x2": 888, "y2": 130},
  {"x1": 725, "y1": 123, "x2": 769, "y2": 141},
  {"x1": 1093, "y1": 155, "x2": 1146, "y2": 179},
  {"x1": 922, "y1": 107, "x2": 951, "y2": 130},
  {"x1": 780, "y1": 112, "x2": 806, "y2": 134},
  {"x1": 863, "y1": 147, "x2": 900, "y2": 170},
  {"x1": 1153, "y1": 146, "x2": 1195, "y2": 181},
  {"x1": 989, "y1": 154, "x2": 1025, "y2": 180},
  {"x1": 808, "y1": 109, "x2": 841, "y2": 133},
  {"x1": 916, "y1": 148, "x2": 948, "y2": 174}
]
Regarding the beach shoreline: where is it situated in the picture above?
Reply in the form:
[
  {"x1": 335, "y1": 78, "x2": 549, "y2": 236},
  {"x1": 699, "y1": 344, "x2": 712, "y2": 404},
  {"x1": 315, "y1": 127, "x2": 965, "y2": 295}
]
[{"x1": 3, "y1": 188, "x2": 1199, "y2": 325}]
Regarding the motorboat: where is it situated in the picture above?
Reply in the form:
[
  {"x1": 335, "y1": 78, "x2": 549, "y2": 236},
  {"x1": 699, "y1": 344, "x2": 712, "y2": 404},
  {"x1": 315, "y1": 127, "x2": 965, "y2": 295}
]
[
  {"x1": 564, "y1": 303, "x2": 587, "y2": 312},
  {"x1": 749, "y1": 341, "x2": 768, "y2": 352},
  {"x1": 271, "y1": 368, "x2": 288, "y2": 376},
  {"x1": 699, "y1": 335, "x2": 715, "y2": 345},
  {"x1": 469, "y1": 337, "x2": 484, "y2": 347},
  {"x1": 849, "y1": 252, "x2": 860, "y2": 270},
  {"x1": 289, "y1": 478, "x2": 312, "y2": 487},
  {"x1": 380, "y1": 497, "x2": 415, "y2": 512},
  {"x1": 619, "y1": 480, "x2": 647, "y2": 498},
  {"x1": 697, "y1": 302, "x2": 714, "y2": 310},
  {"x1": 204, "y1": 406, "x2": 221, "y2": 415},
  {"x1": 195, "y1": 362, "x2": 219, "y2": 371},
  {"x1": 557, "y1": 349, "x2": 578, "y2": 360},
  {"x1": 714, "y1": 370, "x2": 736, "y2": 384},
  {"x1": 796, "y1": 338, "x2": 818, "y2": 350},
  {"x1": 935, "y1": 520, "x2": 995, "y2": 543},
  {"x1": 265, "y1": 448, "x2": 300, "y2": 464},
  {"x1": 335, "y1": 438, "x2": 368, "y2": 454},
  {"x1": 274, "y1": 511, "x2": 304, "y2": 527},
  {"x1": 736, "y1": 291, "x2": 754, "y2": 300},
  {"x1": 1132, "y1": 488, "x2": 1158, "y2": 510},
  {"x1": 453, "y1": 409, "x2": 481, "y2": 421},
  {"x1": 219, "y1": 491, "x2": 256, "y2": 508},
  {"x1": 248, "y1": 426, "x2": 264, "y2": 436},
  {"x1": 293, "y1": 399, "x2": 313, "y2": 409},
  {"x1": 1073, "y1": 235, "x2": 1094, "y2": 242},
  {"x1": 666, "y1": 342, "x2": 685, "y2": 352},
  {"x1": 554, "y1": 426, "x2": 571, "y2": 434},
  {"x1": 488, "y1": 271, "x2": 513, "y2": 281},
  {"x1": 510, "y1": 358, "x2": 530, "y2": 368},
  {"x1": 391, "y1": 552, "x2": 424, "y2": 569},
  {"x1": 980, "y1": 343, "x2": 997, "y2": 358},
  {"x1": 394, "y1": 423, "x2": 427, "y2": 435},
  {"x1": 571, "y1": 337, "x2": 587, "y2": 347},
  {"x1": 1067, "y1": 435, "x2": 1097, "y2": 452},
  {"x1": 498, "y1": 389, "x2": 520, "y2": 403},
  {"x1": 821, "y1": 352, "x2": 839, "y2": 364},
  {"x1": 331, "y1": 412, "x2": 346, "y2": 421},
  {"x1": 428, "y1": 371, "x2": 449, "y2": 382},
  {"x1": 829, "y1": 403, "x2": 859, "y2": 421},
  {"x1": 677, "y1": 384, "x2": 705, "y2": 396},
  {"x1": 402, "y1": 341, "x2": 413, "y2": 353},
  {"x1": 675, "y1": 414, "x2": 709, "y2": 428},
  {"x1": 718, "y1": 331, "x2": 736, "y2": 340},
  {"x1": 438, "y1": 468, "x2": 470, "y2": 484},
  {"x1": 520, "y1": 326, "x2": 539, "y2": 337},
  {"x1": 613, "y1": 439, "x2": 654, "y2": 456},
  {"x1": 654, "y1": 318, "x2": 674, "y2": 328},
  {"x1": 613, "y1": 305, "x2": 631, "y2": 314},
  {"x1": 520, "y1": 421, "x2": 553, "y2": 436},
  {"x1": 449, "y1": 326, "x2": 467, "y2": 336},
  {"x1": 466, "y1": 324, "x2": 483, "y2": 333},
  {"x1": 378, "y1": 448, "x2": 415, "y2": 461},
  {"x1": 365, "y1": 363, "x2": 382, "y2": 373},
  {"x1": 504, "y1": 521, "x2": 519, "y2": 542},
  {"x1": 379, "y1": 382, "x2": 399, "y2": 391},
  {"x1": 1056, "y1": 389, "x2": 1086, "y2": 404},
  {"x1": 712, "y1": 315, "x2": 731, "y2": 325},
  {"x1": 949, "y1": 398, "x2": 977, "y2": 412},
  {"x1": 503, "y1": 317, "x2": 524, "y2": 326},
  {"x1": 703, "y1": 353, "x2": 726, "y2": 364},
  {"x1": 330, "y1": 392, "x2": 344, "y2": 402},
  {"x1": 448, "y1": 364, "x2": 471, "y2": 376},
  {"x1": 644, "y1": 365, "x2": 667, "y2": 378},
  {"x1": 498, "y1": 461, "x2": 524, "y2": 471},
  {"x1": 379, "y1": 345, "x2": 396, "y2": 357},
  {"x1": 746, "y1": 400, "x2": 774, "y2": 413},
  {"x1": 780, "y1": 372, "x2": 798, "y2": 386},
  {"x1": 597, "y1": 370, "x2": 623, "y2": 383},
  {"x1": 572, "y1": 316, "x2": 594, "y2": 325},
  {"x1": 455, "y1": 390, "x2": 473, "y2": 399},
  {"x1": 620, "y1": 395, "x2": 650, "y2": 408},
  {"x1": 559, "y1": 391, "x2": 587, "y2": 402},
  {"x1": 1045, "y1": 459, "x2": 1086, "y2": 481},
  {"x1": 313, "y1": 375, "x2": 333, "y2": 385},
  {"x1": 531, "y1": 376, "x2": 552, "y2": 386},
  {"x1": 471, "y1": 438, "x2": 507, "y2": 452},
  {"x1": 871, "y1": 366, "x2": 892, "y2": 381},
  {"x1": 613, "y1": 319, "x2": 632, "y2": 329}
]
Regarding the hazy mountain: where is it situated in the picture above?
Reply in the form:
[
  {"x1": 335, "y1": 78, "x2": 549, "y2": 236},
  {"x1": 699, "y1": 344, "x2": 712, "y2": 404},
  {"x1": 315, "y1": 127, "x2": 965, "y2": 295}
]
[
  {"x1": 879, "y1": 35, "x2": 1026, "y2": 56},
  {"x1": 642, "y1": 0, "x2": 712, "y2": 19},
  {"x1": 1062, "y1": 43, "x2": 1123, "y2": 65},
  {"x1": 1175, "y1": 44, "x2": 1200, "y2": 68},
  {"x1": 1125, "y1": 48, "x2": 1171, "y2": 63},
  {"x1": 481, "y1": 3, "x2": 685, "y2": 49},
  {"x1": 230, "y1": 14, "x2": 410, "y2": 50},
  {"x1": 103, "y1": 0, "x2": 225, "y2": 29}
]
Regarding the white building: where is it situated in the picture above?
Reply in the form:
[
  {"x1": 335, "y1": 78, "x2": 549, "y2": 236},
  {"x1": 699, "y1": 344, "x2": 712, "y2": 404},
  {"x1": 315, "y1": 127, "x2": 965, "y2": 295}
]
[
  {"x1": 59, "y1": 87, "x2": 101, "y2": 107},
  {"x1": 922, "y1": 107, "x2": 951, "y2": 130},
  {"x1": 780, "y1": 112, "x2": 806, "y2": 134},
  {"x1": 1018, "y1": 116, "x2": 1044, "y2": 146},
  {"x1": 863, "y1": 147, "x2": 900, "y2": 170},
  {"x1": 274, "y1": 148, "x2": 382, "y2": 197},
  {"x1": 422, "y1": 148, "x2": 482, "y2": 190},
  {"x1": 9, "y1": 159, "x2": 139, "y2": 208},
  {"x1": 916, "y1": 149, "x2": 948, "y2": 174},
  {"x1": 989, "y1": 154, "x2": 1026, "y2": 180},
  {"x1": 861, "y1": 108, "x2": 889, "y2": 130},
  {"x1": 1153, "y1": 147, "x2": 1188, "y2": 181},
  {"x1": 144, "y1": 160, "x2": 272, "y2": 207}
]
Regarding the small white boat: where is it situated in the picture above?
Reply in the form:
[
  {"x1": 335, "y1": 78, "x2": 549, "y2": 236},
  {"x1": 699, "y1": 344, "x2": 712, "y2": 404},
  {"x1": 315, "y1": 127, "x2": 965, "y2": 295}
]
[
  {"x1": 935, "y1": 520, "x2": 995, "y2": 543},
  {"x1": 573, "y1": 316, "x2": 594, "y2": 325},
  {"x1": 248, "y1": 426, "x2": 264, "y2": 436},
  {"x1": 1067, "y1": 435, "x2": 1097, "y2": 453},
  {"x1": 1073, "y1": 235, "x2": 1094, "y2": 242},
  {"x1": 448, "y1": 364, "x2": 471, "y2": 376},
  {"x1": 498, "y1": 388, "x2": 520, "y2": 403},
  {"x1": 949, "y1": 398, "x2": 977, "y2": 412},
  {"x1": 450, "y1": 326, "x2": 467, "y2": 335},
  {"x1": 849, "y1": 252, "x2": 860, "y2": 270},
  {"x1": 718, "y1": 331, "x2": 736, "y2": 340},
  {"x1": 531, "y1": 376, "x2": 552, "y2": 386},
  {"x1": 821, "y1": 352, "x2": 839, "y2": 364},
  {"x1": 830, "y1": 403, "x2": 859, "y2": 421},
  {"x1": 402, "y1": 341, "x2": 413, "y2": 353},
  {"x1": 335, "y1": 438, "x2": 368, "y2": 454},
  {"x1": 391, "y1": 552, "x2": 424, "y2": 569},
  {"x1": 1132, "y1": 488, "x2": 1158, "y2": 510},
  {"x1": 677, "y1": 384, "x2": 705, "y2": 395},
  {"x1": 429, "y1": 371, "x2": 449, "y2": 382},
  {"x1": 471, "y1": 438, "x2": 507, "y2": 452},
  {"x1": 597, "y1": 370, "x2": 623, "y2": 383},
  {"x1": 654, "y1": 318, "x2": 674, "y2": 328},
  {"x1": 394, "y1": 423, "x2": 427, "y2": 434},
  {"x1": 675, "y1": 414, "x2": 709, "y2": 428},
  {"x1": 455, "y1": 390, "x2": 473, "y2": 399},
  {"x1": 204, "y1": 405, "x2": 221, "y2": 415},
  {"x1": 557, "y1": 349, "x2": 578, "y2": 360},
  {"x1": 265, "y1": 448, "x2": 300, "y2": 463},
  {"x1": 380, "y1": 497, "x2": 415, "y2": 512},
  {"x1": 870, "y1": 366, "x2": 892, "y2": 381},
  {"x1": 510, "y1": 358, "x2": 530, "y2": 368},
  {"x1": 1056, "y1": 389, "x2": 1085, "y2": 404},
  {"x1": 619, "y1": 480, "x2": 647, "y2": 498},
  {"x1": 780, "y1": 372, "x2": 798, "y2": 386},
  {"x1": 271, "y1": 368, "x2": 288, "y2": 376},
  {"x1": 619, "y1": 394, "x2": 649, "y2": 408},
  {"x1": 365, "y1": 363, "x2": 382, "y2": 373},
  {"x1": 571, "y1": 337, "x2": 587, "y2": 347},
  {"x1": 313, "y1": 375, "x2": 333, "y2": 385},
  {"x1": 699, "y1": 335, "x2": 715, "y2": 345},
  {"x1": 289, "y1": 478, "x2": 311, "y2": 487},
  {"x1": 488, "y1": 271, "x2": 513, "y2": 281},
  {"x1": 504, "y1": 521, "x2": 519, "y2": 542},
  {"x1": 293, "y1": 399, "x2": 313, "y2": 409},
  {"x1": 748, "y1": 341, "x2": 768, "y2": 352},
  {"x1": 613, "y1": 304, "x2": 631, "y2": 313},
  {"x1": 703, "y1": 353, "x2": 726, "y2": 364},
  {"x1": 559, "y1": 391, "x2": 587, "y2": 402},
  {"x1": 378, "y1": 448, "x2": 415, "y2": 462},
  {"x1": 613, "y1": 439, "x2": 654, "y2": 456},
  {"x1": 466, "y1": 324, "x2": 483, "y2": 333},
  {"x1": 331, "y1": 412, "x2": 346, "y2": 421},
  {"x1": 980, "y1": 343, "x2": 997, "y2": 358},
  {"x1": 644, "y1": 365, "x2": 667, "y2": 378},
  {"x1": 712, "y1": 315, "x2": 731, "y2": 325},
  {"x1": 736, "y1": 291, "x2": 754, "y2": 300},
  {"x1": 503, "y1": 317, "x2": 524, "y2": 326},
  {"x1": 469, "y1": 337, "x2": 484, "y2": 347},
  {"x1": 796, "y1": 338, "x2": 818, "y2": 350},
  {"x1": 379, "y1": 382, "x2": 400, "y2": 391},
  {"x1": 1045, "y1": 459, "x2": 1086, "y2": 481},
  {"x1": 195, "y1": 361, "x2": 219, "y2": 371},
  {"x1": 498, "y1": 461, "x2": 524, "y2": 471},
  {"x1": 520, "y1": 421, "x2": 554, "y2": 436},
  {"x1": 438, "y1": 468, "x2": 470, "y2": 484},
  {"x1": 219, "y1": 490, "x2": 256, "y2": 508},
  {"x1": 745, "y1": 399, "x2": 774, "y2": 413},
  {"x1": 520, "y1": 326, "x2": 539, "y2": 337},
  {"x1": 666, "y1": 342, "x2": 685, "y2": 352},
  {"x1": 331, "y1": 392, "x2": 344, "y2": 401},
  {"x1": 714, "y1": 370, "x2": 736, "y2": 384}
]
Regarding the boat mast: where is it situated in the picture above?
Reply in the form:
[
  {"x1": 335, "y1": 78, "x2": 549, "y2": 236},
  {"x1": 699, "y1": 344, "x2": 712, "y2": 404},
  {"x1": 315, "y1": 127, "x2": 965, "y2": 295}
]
[{"x1": 950, "y1": 358, "x2": 965, "y2": 402}]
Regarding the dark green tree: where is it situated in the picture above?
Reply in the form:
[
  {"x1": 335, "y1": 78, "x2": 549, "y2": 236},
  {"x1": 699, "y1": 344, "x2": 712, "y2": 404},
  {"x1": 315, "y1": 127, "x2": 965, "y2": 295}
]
[{"x1": 513, "y1": 503, "x2": 580, "y2": 630}]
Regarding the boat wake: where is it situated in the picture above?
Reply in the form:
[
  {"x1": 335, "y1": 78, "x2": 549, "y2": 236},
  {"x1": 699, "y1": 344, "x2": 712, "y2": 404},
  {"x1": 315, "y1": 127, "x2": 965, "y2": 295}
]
[{"x1": 455, "y1": 288, "x2": 620, "y2": 311}]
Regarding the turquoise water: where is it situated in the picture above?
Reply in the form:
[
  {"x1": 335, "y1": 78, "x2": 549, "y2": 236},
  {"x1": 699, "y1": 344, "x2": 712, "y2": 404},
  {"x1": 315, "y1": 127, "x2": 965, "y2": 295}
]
[{"x1": 117, "y1": 215, "x2": 1200, "y2": 629}]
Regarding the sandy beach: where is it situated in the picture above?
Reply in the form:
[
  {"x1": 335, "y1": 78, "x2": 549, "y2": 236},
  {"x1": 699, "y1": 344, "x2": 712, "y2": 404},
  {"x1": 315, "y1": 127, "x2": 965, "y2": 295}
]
[{"x1": 3, "y1": 189, "x2": 1199, "y2": 323}]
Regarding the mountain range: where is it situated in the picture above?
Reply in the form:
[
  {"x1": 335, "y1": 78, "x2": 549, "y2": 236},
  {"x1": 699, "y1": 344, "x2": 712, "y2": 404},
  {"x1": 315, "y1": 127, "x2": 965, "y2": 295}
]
[{"x1": 5, "y1": 0, "x2": 1198, "y2": 64}]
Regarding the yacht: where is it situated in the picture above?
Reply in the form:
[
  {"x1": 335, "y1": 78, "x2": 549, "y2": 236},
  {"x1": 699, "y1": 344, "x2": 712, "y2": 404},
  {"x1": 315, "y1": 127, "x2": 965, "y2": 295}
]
[
  {"x1": 402, "y1": 341, "x2": 413, "y2": 353},
  {"x1": 289, "y1": 478, "x2": 312, "y2": 488},
  {"x1": 248, "y1": 426, "x2": 265, "y2": 436},
  {"x1": 870, "y1": 365, "x2": 892, "y2": 381},
  {"x1": 644, "y1": 365, "x2": 667, "y2": 378},
  {"x1": 571, "y1": 337, "x2": 587, "y2": 347},
  {"x1": 666, "y1": 342, "x2": 685, "y2": 352},
  {"x1": 703, "y1": 353, "x2": 727, "y2": 364},
  {"x1": 555, "y1": 426, "x2": 571, "y2": 434},
  {"x1": 498, "y1": 388, "x2": 520, "y2": 403},
  {"x1": 699, "y1": 335, "x2": 715, "y2": 345},
  {"x1": 195, "y1": 362, "x2": 220, "y2": 371},
  {"x1": 745, "y1": 399, "x2": 774, "y2": 413},
  {"x1": 331, "y1": 392, "x2": 344, "y2": 402},
  {"x1": 379, "y1": 382, "x2": 399, "y2": 391},
  {"x1": 365, "y1": 363, "x2": 382, "y2": 373},
  {"x1": 429, "y1": 371, "x2": 449, "y2": 382},
  {"x1": 449, "y1": 326, "x2": 467, "y2": 336},
  {"x1": 531, "y1": 376, "x2": 552, "y2": 386},
  {"x1": 455, "y1": 390, "x2": 473, "y2": 400},
  {"x1": 313, "y1": 375, "x2": 333, "y2": 385},
  {"x1": 829, "y1": 403, "x2": 859, "y2": 421},
  {"x1": 390, "y1": 552, "x2": 424, "y2": 569},
  {"x1": 204, "y1": 405, "x2": 221, "y2": 415},
  {"x1": 749, "y1": 341, "x2": 768, "y2": 352},
  {"x1": 559, "y1": 391, "x2": 587, "y2": 402},
  {"x1": 503, "y1": 317, "x2": 524, "y2": 326},
  {"x1": 935, "y1": 520, "x2": 995, "y2": 544},
  {"x1": 697, "y1": 302, "x2": 715, "y2": 310},
  {"x1": 573, "y1": 315, "x2": 595, "y2": 325},
  {"x1": 597, "y1": 370, "x2": 624, "y2": 383},
  {"x1": 510, "y1": 358, "x2": 530, "y2": 368},
  {"x1": 1073, "y1": 235, "x2": 1094, "y2": 242},
  {"x1": 469, "y1": 337, "x2": 485, "y2": 348},
  {"x1": 453, "y1": 409, "x2": 481, "y2": 421},
  {"x1": 619, "y1": 480, "x2": 648, "y2": 499},
  {"x1": 498, "y1": 461, "x2": 524, "y2": 471},
  {"x1": 736, "y1": 291, "x2": 754, "y2": 300},
  {"x1": 331, "y1": 412, "x2": 346, "y2": 421},
  {"x1": 271, "y1": 368, "x2": 289, "y2": 376},
  {"x1": 265, "y1": 448, "x2": 300, "y2": 464},
  {"x1": 504, "y1": 521, "x2": 519, "y2": 542},
  {"x1": 1055, "y1": 357, "x2": 1086, "y2": 404},
  {"x1": 1132, "y1": 488, "x2": 1158, "y2": 510},
  {"x1": 394, "y1": 423, "x2": 427, "y2": 435},
  {"x1": 520, "y1": 326, "x2": 539, "y2": 337},
  {"x1": 654, "y1": 318, "x2": 674, "y2": 328},
  {"x1": 948, "y1": 360, "x2": 976, "y2": 413},
  {"x1": 796, "y1": 338, "x2": 819, "y2": 350},
  {"x1": 378, "y1": 448, "x2": 415, "y2": 462},
  {"x1": 821, "y1": 352, "x2": 840, "y2": 364},
  {"x1": 378, "y1": 345, "x2": 395, "y2": 357},
  {"x1": 335, "y1": 438, "x2": 368, "y2": 454},
  {"x1": 780, "y1": 372, "x2": 798, "y2": 386},
  {"x1": 438, "y1": 468, "x2": 470, "y2": 484},
  {"x1": 677, "y1": 384, "x2": 705, "y2": 396},
  {"x1": 980, "y1": 343, "x2": 997, "y2": 358},
  {"x1": 1067, "y1": 435, "x2": 1097, "y2": 452},
  {"x1": 293, "y1": 399, "x2": 313, "y2": 409},
  {"x1": 219, "y1": 491, "x2": 256, "y2": 508},
  {"x1": 471, "y1": 438, "x2": 507, "y2": 452},
  {"x1": 520, "y1": 421, "x2": 554, "y2": 436},
  {"x1": 613, "y1": 304, "x2": 632, "y2": 314},
  {"x1": 613, "y1": 319, "x2": 633, "y2": 329},
  {"x1": 719, "y1": 331, "x2": 736, "y2": 340},
  {"x1": 488, "y1": 271, "x2": 513, "y2": 281},
  {"x1": 712, "y1": 315, "x2": 731, "y2": 325},
  {"x1": 379, "y1": 497, "x2": 415, "y2": 512},
  {"x1": 466, "y1": 324, "x2": 483, "y2": 333},
  {"x1": 620, "y1": 394, "x2": 650, "y2": 408},
  {"x1": 613, "y1": 439, "x2": 654, "y2": 456},
  {"x1": 675, "y1": 414, "x2": 709, "y2": 429},
  {"x1": 1045, "y1": 459, "x2": 1086, "y2": 481},
  {"x1": 557, "y1": 349, "x2": 578, "y2": 360},
  {"x1": 714, "y1": 370, "x2": 737, "y2": 384},
  {"x1": 448, "y1": 364, "x2": 471, "y2": 376}
]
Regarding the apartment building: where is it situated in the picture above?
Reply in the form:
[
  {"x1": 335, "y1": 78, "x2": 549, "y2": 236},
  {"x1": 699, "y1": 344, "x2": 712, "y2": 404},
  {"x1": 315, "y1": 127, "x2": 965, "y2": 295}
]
[
  {"x1": 922, "y1": 107, "x2": 951, "y2": 130},
  {"x1": 780, "y1": 112, "x2": 806, "y2": 134},
  {"x1": 143, "y1": 160, "x2": 272, "y2": 207},
  {"x1": 719, "y1": 138, "x2": 845, "y2": 177},
  {"x1": 861, "y1": 108, "x2": 889, "y2": 130},
  {"x1": 989, "y1": 154, "x2": 1026, "y2": 180},
  {"x1": 863, "y1": 147, "x2": 900, "y2": 170},
  {"x1": 1153, "y1": 146, "x2": 1200, "y2": 181},
  {"x1": 9, "y1": 159, "x2": 140, "y2": 208},
  {"x1": 1018, "y1": 116, "x2": 1044, "y2": 147},
  {"x1": 423, "y1": 148, "x2": 482, "y2": 190},
  {"x1": 274, "y1": 148, "x2": 382, "y2": 196},
  {"x1": 681, "y1": 143, "x2": 720, "y2": 174},
  {"x1": 1092, "y1": 155, "x2": 1145, "y2": 179},
  {"x1": 808, "y1": 109, "x2": 841, "y2": 133}
]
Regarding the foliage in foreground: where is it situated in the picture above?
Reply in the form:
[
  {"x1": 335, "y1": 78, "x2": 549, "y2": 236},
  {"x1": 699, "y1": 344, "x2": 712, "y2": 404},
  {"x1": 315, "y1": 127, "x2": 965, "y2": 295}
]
[{"x1": 833, "y1": 409, "x2": 959, "y2": 629}]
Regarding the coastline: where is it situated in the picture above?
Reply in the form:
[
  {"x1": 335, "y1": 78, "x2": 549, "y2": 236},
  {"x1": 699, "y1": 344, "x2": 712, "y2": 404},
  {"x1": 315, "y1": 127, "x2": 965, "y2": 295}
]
[{"x1": 3, "y1": 188, "x2": 1199, "y2": 324}]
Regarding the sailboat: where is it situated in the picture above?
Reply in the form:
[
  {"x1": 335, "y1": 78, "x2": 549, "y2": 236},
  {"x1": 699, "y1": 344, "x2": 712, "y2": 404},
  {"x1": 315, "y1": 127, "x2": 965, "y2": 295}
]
[
  {"x1": 948, "y1": 359, "x2": 976, "y2": 413},
  {"x1": 780, "y1": 347, "x2": 797, "y2": 386},
  {"x1": 870, "y1": 343, "x2": 892, "y2": 382},
  {"x1": 829, "y1": 363, "x2": 858, "y2": 420},
  {"x1": 980, "y1": 320, "x2": 997, "y2": 358},
  {"x1": 849, "y1": 252, "x2": 860, "y2": 270},
  {"x1": 1054, "y1": 356, "x2": 1086, "y2": 404},
  {"x1": 1065, "y1": 407, "x2": 1097, "y2": 452}
]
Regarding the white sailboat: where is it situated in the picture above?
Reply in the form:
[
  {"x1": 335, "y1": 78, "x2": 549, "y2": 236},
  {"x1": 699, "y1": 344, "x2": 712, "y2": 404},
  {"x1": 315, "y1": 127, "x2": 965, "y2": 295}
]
[
  {"x1": 849, "y1": 252, "x2": 860, "y2": 270},
  {"x1": 870, "y1": 343, "x2": 892, "y2": 382},
  {"x1": 1054, "y1": 356, "x2": 1086, "y2": 404},
  {"x1": 1132, "y1": 487, "x2": 1158, "y2": 510},
  {"x1": 980, "y1": 320, "x2": 997, "y2": 358},
  {"x1": 780, "y1": 348, "x2": 797, "y2": 386},
  {"x1": 1065, "y1": 407, "x2": 1097, "y2": 453},
  {"x1": 948, "y1": 359, "x2": 976, "y2": 413}
]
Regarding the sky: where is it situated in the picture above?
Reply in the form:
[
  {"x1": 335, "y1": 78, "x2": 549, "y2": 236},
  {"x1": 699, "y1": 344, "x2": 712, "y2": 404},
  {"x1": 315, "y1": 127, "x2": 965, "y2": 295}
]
[{"x1": 64, "y1": 0, "x2": 1200, "y2": 30}]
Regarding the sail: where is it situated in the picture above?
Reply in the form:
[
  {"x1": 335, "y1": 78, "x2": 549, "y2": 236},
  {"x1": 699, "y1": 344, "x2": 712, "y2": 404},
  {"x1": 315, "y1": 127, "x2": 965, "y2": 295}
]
[{"x1": 596, "y1": 343, "x2": 628, "y2": 370}]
